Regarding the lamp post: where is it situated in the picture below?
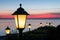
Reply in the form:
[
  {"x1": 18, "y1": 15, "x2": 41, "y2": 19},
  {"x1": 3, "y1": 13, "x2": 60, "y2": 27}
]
[
  {"x1": 5, "y1": 26, "x2": 10, "y2": 40},
  {"x1": 28, "y1": 24, "x2": 31, "y2": 31},
  {"x1": 12, "y1": 4, "x2": 29, "y2": 40}
]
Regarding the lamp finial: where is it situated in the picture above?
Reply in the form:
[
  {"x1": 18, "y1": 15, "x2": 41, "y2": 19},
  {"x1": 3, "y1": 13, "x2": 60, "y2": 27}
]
[{"x1": 20, "y1": 4, "x2": 22, "y2": 7}]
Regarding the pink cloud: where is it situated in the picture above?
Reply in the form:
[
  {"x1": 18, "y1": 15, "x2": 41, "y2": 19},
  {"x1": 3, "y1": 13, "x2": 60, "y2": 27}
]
[
  {"x1": 0, "y1": 13, "x2": 60, "y2": 19},
  {"x1": 27, "y1": 13, "x2": 60, "y2": 18}
]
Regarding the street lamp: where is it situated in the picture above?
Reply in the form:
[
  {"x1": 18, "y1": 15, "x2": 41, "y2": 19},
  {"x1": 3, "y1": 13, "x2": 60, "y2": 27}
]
[
  {"x1": 46, "y1": 22, "x2": 49, "y2": 26},
  {"x1": 28, "y1": 24, "x2": 31, "y2": 31},
  {"x1": 5, "y1": 26, "x2": 10, "y2": 40},
  {"x1": 40, "y1": 22, "x2": 43, "y2": 27},
  {"x1": 5, "y1": 26, "x2": 11, "y2": 35},
  {"x1": 12, "y1": 4, "x2": 29, "y2": 40}
]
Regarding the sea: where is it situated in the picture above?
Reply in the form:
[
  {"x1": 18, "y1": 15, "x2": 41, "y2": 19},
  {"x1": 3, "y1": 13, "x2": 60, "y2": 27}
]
[{"x1": 0, "y1": 18, "x2": 60, "y2": 36}]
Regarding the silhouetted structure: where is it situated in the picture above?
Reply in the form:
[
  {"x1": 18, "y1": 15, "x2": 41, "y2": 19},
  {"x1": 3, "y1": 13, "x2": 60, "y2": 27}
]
[
  {"x1": 1, "y1": 25, "x2": 60, "y2": 40},
  {"x1": 56, "y1": 25, "x2": 60, "y2": 40}
]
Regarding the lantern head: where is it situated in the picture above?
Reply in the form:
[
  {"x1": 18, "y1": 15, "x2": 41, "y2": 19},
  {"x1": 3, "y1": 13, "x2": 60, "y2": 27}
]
[
  {"x1": 28, "y1": 24, "x2": 31, "y2": 28},
  {"x1": 12, "y1": 4, "x2": 29, "y2": 30},
  {"x1": 40, "y1": 22, "x2": 43, "y2": 27},
  {"x1": 5, "y1": 27, "x2": 10, "y2": 35}
]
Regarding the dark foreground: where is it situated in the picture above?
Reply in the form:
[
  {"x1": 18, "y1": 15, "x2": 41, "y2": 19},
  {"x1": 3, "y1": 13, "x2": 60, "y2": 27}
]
[{"x1": 0, "y1": 25, "x2": 60, "y2": 40}]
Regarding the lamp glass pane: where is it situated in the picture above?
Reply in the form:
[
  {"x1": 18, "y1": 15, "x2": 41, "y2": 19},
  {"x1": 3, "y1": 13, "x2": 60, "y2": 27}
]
[
  {"x1": 18, "y1": 15, "x2": 26, "y2": 28},
  {"x1": 6, "y1": 30, "x2": 10, "y2": 34},
  {"x1": 28, "y1": 26, "x2": 31, "y2": 28},
  {"x1": 14, "y1": 15, "x2": 18, "y2": 28}
]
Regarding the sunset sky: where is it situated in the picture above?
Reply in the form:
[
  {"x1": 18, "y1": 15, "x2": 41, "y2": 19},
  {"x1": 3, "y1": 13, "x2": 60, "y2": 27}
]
[{"x1": 0, "y1": 0, "x2": 60, "y2": 18}]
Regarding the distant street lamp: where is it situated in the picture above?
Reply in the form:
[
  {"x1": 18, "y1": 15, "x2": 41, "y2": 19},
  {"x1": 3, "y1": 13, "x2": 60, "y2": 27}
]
[
  {"x1": 5, "y1": 26, "x2": 10, "y2": 40},
  {"x1": 28, "y1": 24, "x2": 31, "y2": 31},
  {"x1": 12, "y1": 4, "x2": 29, "y2": 40},
  {"x1": 40, "y1": 22, "x2": 43, "y2": 27},
  {"x1": 46, "y1": 22, "x2": 49, "y2": 26},
  {"x1": 5, "y1": 26, "x2": 10, "y2": 35}
]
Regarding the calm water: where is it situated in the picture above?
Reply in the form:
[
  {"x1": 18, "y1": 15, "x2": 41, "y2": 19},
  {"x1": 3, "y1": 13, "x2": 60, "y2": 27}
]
[{"x1": 0, "y1": 18, "x2": 60, "y2": 36}]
